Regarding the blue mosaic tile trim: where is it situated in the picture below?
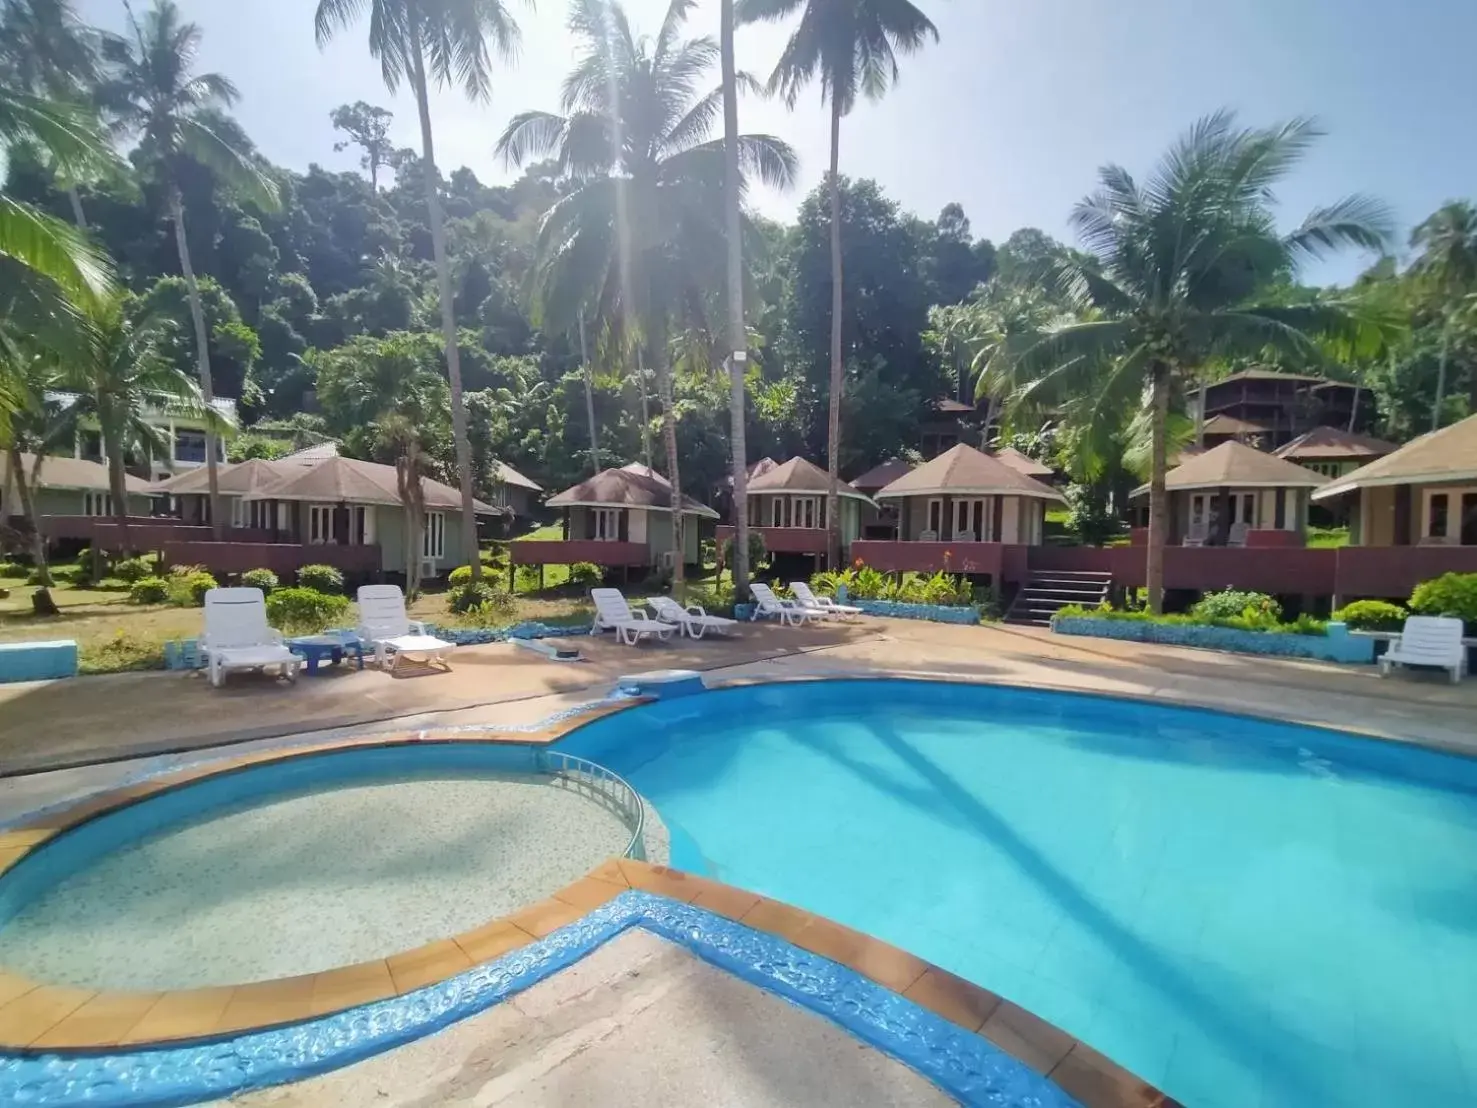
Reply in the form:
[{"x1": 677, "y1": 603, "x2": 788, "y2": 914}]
[
  {"x1": 1052, "y1": 615, "x2": 1376, "y2": 664},
  {"x1": 849, "y1": 599, "x2": 983, "y2": 624},
  {"x1": 423, "y1": 621, "x2": 593, "y2": 646},
  {"x1": 0, "y1": 892, "x2": 1081, "y2": 1108}
]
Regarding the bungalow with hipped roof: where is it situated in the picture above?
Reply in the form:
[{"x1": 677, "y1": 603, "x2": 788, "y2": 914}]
[
  {"x1": 993, "y1": 447, "x2": 1056, "y2": 482},
  {"x1": 1130, "y1": 440, "x2": 1327, "y2": 547},
  {"x1": 848, "y1": 443, "x2": 1062, "y2": 577},
  {"x1": 717, "y1": 456, "x2": 874, "y2": 564},
  {"x1": 1313, "y1": 413, "x2": 1477, "y2": 547},
  {"x1": 850, "y1": 459, "x2": 913, "y2": 539},
  {"x1": 1, "y1": 454, "x2": 152, "y2": 551},
  {"x1": 515, "y1": 466, "x2": 718, "y2": 576},
  {"x1": 1274, "y1": 426, "x2": 1398, "y2": 481}
]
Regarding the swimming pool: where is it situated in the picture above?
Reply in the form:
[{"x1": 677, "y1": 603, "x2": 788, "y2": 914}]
[{"x1": 555, "y1": 679, "x2": 1477, "y2": 1108}]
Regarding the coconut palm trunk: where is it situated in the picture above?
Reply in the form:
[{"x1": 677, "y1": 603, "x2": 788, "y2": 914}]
[
  {"x1": 166, "y1": 186, "x2": 224, "y2": 538},
  {"x1": 720, "y1": 0, "x2": 750, "y2": 596},
  {"x1": 1146, "y1": 365, "x2": 1171, "y2": 613},
  {"x1": 8, "y1": 447, "x2": 57, "y2": 611},
  {"x1": 1434, "y1": 316, "x2": 1451, "y2": 432},
  {"x1": 655, "y1": 341, "x2": 684, "y2": 596},
  {"x1": 105, "y1": 413, "x2": 133, "y2": 558},
  {"x1": 636, "y1": 347, "x2": 653, "y2": 469},
  {"x1": 408, "y1": 30, "x2": 481, "y2": 583},
  {"x1": 577, "y1": 311, "x2": 600, "y2": 473},
  {"x1": 66, "y1": 185, "x2": 88, "y2": 230},
  {"x1": 825, "y1": 100, "x2": 844, "y2": 569}
]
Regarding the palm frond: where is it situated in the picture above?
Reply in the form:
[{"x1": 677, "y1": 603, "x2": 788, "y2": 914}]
[
  {"x1": 314, "y1": 0, "x2": 369, "y2": 48},
  {"x1": 0, "y1": 195, "x2": 112, "y2": 301},
  {"x1": 177, "y1": 116, "x2": 280, "y2": 211},
  {"x1": 0, "y1": 88, "x2": 113, "y2": 180},
  {"x1": 496, "y1": 109, "x2": 568, "y2": 168},
  {"x1": 1285, "y1": 195, "x2": 1393, "y2": 263}
]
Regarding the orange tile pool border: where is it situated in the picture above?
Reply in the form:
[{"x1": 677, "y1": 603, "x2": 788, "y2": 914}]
[{"x1": 0, "y1": 687, "x2": 1176, "y2": 1107}]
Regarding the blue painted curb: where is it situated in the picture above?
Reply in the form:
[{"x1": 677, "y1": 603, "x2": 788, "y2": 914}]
[
  {"x1": 1051, "y1": 616, "x2": 1376, "y2": 664},
  {"x1": 0, "y1": 892, "x2": 1081, "y2": 1108}
]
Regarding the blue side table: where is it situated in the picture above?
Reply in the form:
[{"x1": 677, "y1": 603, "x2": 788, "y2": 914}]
[{"x1": 287, "y1": 631, "x2": 366, "y2": 675}]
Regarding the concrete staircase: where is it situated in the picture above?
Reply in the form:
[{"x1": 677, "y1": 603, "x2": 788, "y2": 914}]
[{"x1": 1005, "y1": 570, "x2": 1113, "y2": 627}]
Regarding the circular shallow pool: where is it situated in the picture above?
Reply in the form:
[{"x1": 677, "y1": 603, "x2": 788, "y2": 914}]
[
  {"x1": 0, "y1": 744, "x2": 651, "y2": 990},
  {"x1": 554, "y1": 679, "x2": 1477, "y2": 1108}
]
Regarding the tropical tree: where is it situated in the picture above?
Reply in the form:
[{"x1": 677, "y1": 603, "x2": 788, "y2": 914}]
[
  {"x1": 314, "y1": 0, "x2": 526, "y2": 584},
  {"x1": 330, "y1": 100, "x2": 395, "y2": 190},
  {"x1": 497, "y1": 0, "x2": 797, "y2": 593},
  {"x1": 994, "y1": 112, "x2": 1392, "y2": 612},
  {"x1": 738, "y1": 0, "x2": 937, "y2": 567},
  {"x1": 0, "y1": 355, "x2": 68, "y2": 605},
  {"x1": 0, "y1": 0, "x2": 107, "y2": 228},
  {"x1": 62, "y1": 292, "x2": 221, "y2": 556},
  {"x1": 719, "y1": 0, "x2": 750, "y2": 595},
  {"x1": 1409, "y1": 201, "x2": 1477, "y2": 426},
  {"x1": 103, "y1": 0, "x2": 279, "y2": 538}
]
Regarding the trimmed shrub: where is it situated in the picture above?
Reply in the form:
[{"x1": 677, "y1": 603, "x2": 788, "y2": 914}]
[
  {"x1": 74, "y1": 545, "x2": 92, "y2": 568},
  {"x1": 1332, "y1": 599, "x2": 1407, "y2": 632},
  {"x1": 112, "y1": 556, "x2": 153, "y2": 584},
  {"x1": 128, "y1": 576, "x2": 170, "y2": 604},
  {"x1": 447, "y1": 581, "x2": 515, "y2": 617},
  {"x1": 266, "y1": 587, "x2": 350, "y2": 633},
  {"x1": 448, "y1": 564, "x2": 474, "y2": 586},
  {"x1": 1409, "y1": 572, "x2": 1477, "y2": 630},
  {"x1": 168, "y1": 570, "x2": 218, "y2": 607},
  {"x1": 296, "y1": 563, "x2": 345, "y2": 595},
  {"x1": 241, "y1": 568, "x2": 280, "y2": 594},
  {"x1": 515, "y1": 564, "x2": 541, "y2": 592},
  {"x1": 569, "y1": 561, "x2": 602, "y2": 587},
  {"x1": 80, "y1": 631, "x2": 166, "y2": 674},
  {"x1": 1190, "y1": 588, "x2": 1282, "y2": 625},
  {"x1": 1055, "y1": 603, "x2": 1327, "y2": 637},
  {"x1": 721, "y1": 530, "x2": 768, "y2": 573},
  {"x1": 0, "y1": 561, "x2": 24, "y2": 579}
]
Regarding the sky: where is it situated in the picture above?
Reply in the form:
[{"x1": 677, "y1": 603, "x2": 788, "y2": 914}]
[{"x1": 80, "y1": 0, "x2": 1477, "y2": 287}]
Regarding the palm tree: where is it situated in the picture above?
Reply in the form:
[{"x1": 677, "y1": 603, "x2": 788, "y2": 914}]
[
  {"x1": 0, "y1": 0, "x2": 107, "y2": 228},
  {"x1": 738, "y1": 0, "x2": 936, "y2": 568},
  {"x1": 1409, "y1": 201, "x2": 1477, "y2": 428},
  {"x1": 719, "y1": 0, "x2": 750, "y2": 596},
  {"x1": 498, "y1": 0, "x2": 796, "y2": 594},
  {"x1": 63, "y1": 292, "x2": 220, "y2": 557},
  {"x1": 995, "y1": 112, "x2": 1391, "y2": 612},
  {"x1": 104, "y1": 0, "x2": 279, "y2": 539},
  {"x1": 315, "y1": 0, "x2": 525, "y2": 584}
]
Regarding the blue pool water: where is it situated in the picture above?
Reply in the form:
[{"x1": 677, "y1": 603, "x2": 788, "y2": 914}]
[{"x1": 556, "y1": 680, "x2": 1477, "y2": 1108}]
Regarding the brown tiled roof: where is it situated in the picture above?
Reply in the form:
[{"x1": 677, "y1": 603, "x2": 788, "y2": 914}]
[
  {"x1": 745, "y1": 457, "x2": 872, "y2": 502},
  {"x1": 850, "y1": 458, "x2": 913, "y2": 491},
  {"x1": 1314, "y1": 413, "x2": 1477, "y2": 500},
  {"x1": 619, "y1": 462, "x2": 670, "y2": 487},
  {"x1": 493, "y1": 460, "x2": 542, "y2": 492},
  {"x1": 243, "y1": 456, "x2": 497, "y2": 513},
  {"x1": 1211, "y1": 368, "x2": 1327, "y2": 385},
  {"x1": 1133, "y1": 440, "x2": 1328, "y2": 497},
  {"x1": 1274, "y1": 426, "x2": 1398, "y2": 462},
  {"x1": 546, "y1": 467, "x2": 718, "y2": 518},
  {"x1": 154, "y1": 457, "x2": 301, "y2": 496},
  {"x1": 1202, "y1": 413, "x2": 1268, "y2": 435},
  {"x1": 992, "y1": 447, "x2": 1054, "y2": 478},
  {"x1": 0, "y1": 453, "x2": 151, "y2": 495},
  {"x1": 876, "y1": 443, "x2": 1063, "y2": 501}
]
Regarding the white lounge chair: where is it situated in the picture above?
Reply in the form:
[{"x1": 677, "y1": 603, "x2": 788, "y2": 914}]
[
  {"x1": 1182, "y1": 522, "x2": 1208, "y2": 548},
  {"x1": 1226, "y1": 522, "x2": 1250, "y2": 548},
  {"x1": 590, "y1": 588, "x2": 677, "y2": 646},
  {"x1": 749, "y1": 582, "x2": 823, "y2": 627},
  {"x1": 1378, "y1": 616, "x2": 1468, "y2": 684},
  {"x1": 790, "y1": 581, "x2": 863, "y2": 620},
  {"x1": 355, "y1": 584, "x2": 456, "y2": 673},
  {"x1": 648, "y1": 595, "x2": 738, "y2": 639},
  {"x1": 201, "y1": 587, "x2": 302, "y2": 688}
]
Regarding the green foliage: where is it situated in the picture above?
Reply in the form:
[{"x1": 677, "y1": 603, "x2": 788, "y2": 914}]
[
  {"x1": 168, "y1": 570, "x2": 219, "y2": 607},
  {"x1": 128, "y1": 576, "x2": 170, "y2": 604},
  {"x1": 296, "y1": 564, "x2": 345, "y2": 595},
  {"x1": 1062, "y1": 483, "x2": 1123, "y2": 546},
  {"x1": 722, "y1": 531, "x2": 769, "y2": 574},
  {"x1": 515, "y1": 564, "x2": 540, "y2": 592},
  {"x1": 229, "y1": 435, "x2": 290, "y2": 462},
  {"x1": 241, "y1": 568, "x2": 280, "y2": 594},
  {"x1": 1306, "y1": 527, "x2": 1351, "y2": 550},
  {"x1": 266, "y1": 587, "x2": 350, "y2": 633},
  {"x1": 1190, "y1": 589, "x2": 1283, "y2": 625},
  {"x1": 1057, "y1": 602, "x2": 1327, "y2": 637},
  {"x1": 448, "y1": 565, "x2": 474, "y2": 586},
  {"x1": 112, "y1": 557, "x2": 154, "y2": 584},
  {"x1": 74, "y1": 546, "x2": 93, "y2": 568},
  {"x1": 1409, "y1": 573, "x2": 1477, "y2": 629},
  {"x1": 1332, "y1": 600, "x2": 1407, "y2": 631},
  {"x1": 569, "y1": 562, "x2": 602, "y2": 587},
  {"x1": 0, "y1": 562, "x2": 25, "y2": 579},
  {"x1": 80, "y1": 632, "x2": 165, "y2": 675},
  {"x1": 447, "y1": 581, "x2": 515, "y2": 619}
]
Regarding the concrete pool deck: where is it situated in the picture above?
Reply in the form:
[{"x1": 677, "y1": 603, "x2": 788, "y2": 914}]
[{"x1": 1, "y1": 616, "x2": 1473, "y2": 1107}]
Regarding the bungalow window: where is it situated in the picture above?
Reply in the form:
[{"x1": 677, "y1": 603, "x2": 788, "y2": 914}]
[
  {"x1": 770, "y1": 498, "x2": 784, "y2": 528},
  {"x1": 83, "y1": 492, "x2": 112, "y2": 517},
  {"x1": 308, "y1": 504, "x2": 335, "y2": 544},
  {"x1": 422, "y1": 511, "x2": 446, "y2": 559},
  {"x1": 952, "y1": 498, "x2": 989, "y2": 541},
  {"x1": 592, "y1": 508, "x2": 621, "y2": 541},
  {"x1": 793, "y1": 496, "x2": 818, "y2": 529},
  {"x1": 924, "y1": 498, "x2": 943, "y2": 539},
  {"x1": 78, "y1": 430, "x2": 102, "y2": 461},
  {"x1": 1232, "y1": 493, "x2": 1257, "y2": 527},
  {"x1": 174, "y1": 431, "x2": 207, "y2": 464},
  {"x1": 1428, "y1": 493, "x2": 1450, "y2": 539}
]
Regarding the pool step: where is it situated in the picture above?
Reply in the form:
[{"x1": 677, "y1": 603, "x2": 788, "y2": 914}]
[{"x1": 1005, "y1": 571, "x2": 1112, "y2": 626}]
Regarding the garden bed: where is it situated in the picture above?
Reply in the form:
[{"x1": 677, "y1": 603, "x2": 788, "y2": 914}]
[{"x1": 1051, "y1": 615, "x2": 1376, "y2": 664}]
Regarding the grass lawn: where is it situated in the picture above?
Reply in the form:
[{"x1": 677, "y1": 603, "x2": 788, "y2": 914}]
[{"x1": 1306, "y1": 526, "x2": 1350, "y2": 549}]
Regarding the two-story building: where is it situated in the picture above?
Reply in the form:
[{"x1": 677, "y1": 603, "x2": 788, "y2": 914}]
[
  {"x1": 1199, "y1": 370, "x2": 1368, "y2": 448},
  {"x1": 53, "y1": 391, "x2": 238, "y2": 484}
]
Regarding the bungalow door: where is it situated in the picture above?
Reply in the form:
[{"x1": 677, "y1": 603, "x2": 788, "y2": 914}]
[
  {"x1": 793, "y1": 496, "x2": 819, "y2": 529},
  {"x1": 951, "y1": 498, "x2": 989, "y2": 542},
  {"x1": 591, "y1": 508, "x2": 621, "y2": 541}
]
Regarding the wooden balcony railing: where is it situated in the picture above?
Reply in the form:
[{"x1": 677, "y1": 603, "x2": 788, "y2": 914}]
[
  {"x1": 40, "y1": 516, "x2": 276, "y2": 547},
  {"x1": 716, "y1": 525, "x2": 829, "y2": 555},
  {"x1": 509, "y1": 539, "x2": 650, "y2": 567}
]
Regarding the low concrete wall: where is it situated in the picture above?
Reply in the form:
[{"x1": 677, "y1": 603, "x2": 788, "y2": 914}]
[
  {"x1": 849, "y1": 599, "x2": 982, "y2": 624},
  {"x1": 0, "y1": 640, "x2": 78, "y2": 683},
  {"x1": 1051, "y1": 616, "x2": 1376, "y2": 664}
]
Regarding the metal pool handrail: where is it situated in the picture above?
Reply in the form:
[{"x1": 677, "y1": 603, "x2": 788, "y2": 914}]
[{"x1": 536, "y1": 750, "x2": 647, "y2": 861}]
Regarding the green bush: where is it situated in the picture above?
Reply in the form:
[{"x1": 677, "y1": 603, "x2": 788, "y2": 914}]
[
  {"x1": 569, "y1": 561, "x2": 602, "y2": 587},
  {"x1": 266, "y1": 587, "x2": 350, "y2": 633},
  {"x1": 515, "y1": 564, "x2": 541, "y2": 592},
  {"x1": 1332, "y1": 599, "x2": 1407, "y2": 632},
  {"x1": 1190, "y1": 588, "x2": 1282, "y2": 625},
  {"x1": 447, "y1": 581, "x2": 515, "y2": 618},
  {"x1": 296, "y1": 563, "x2": 345, "y2": 594},
  {"x1": 721, "y1": 530, "x2": 768, "y2": 573},
  {"x1": 448, "y1": 564, "x2": 474, "y2": 586},
  {"x1": 112, "y1": 556, "x2": 154, "y2": 584},
  {"x1": 1055, "y1": 601, "x2": 1327, "y2": 637},
  {"x1": 0, "y1": 561, "x2": 23, "y2": 579},
  {"x1": 1409, "y1": 572, "x2": 1477, "y2": 630},
  {"x1": 894, "y1": 571, "x2": 973, "y2": 606},
  {"x1": 74, "y1": 545, "x2": 92, "y2": 568},
  {"x1": 128, "y1": 576, "x2": 170, "y2": 604},
  {"x1": 168, "y1": 570, "x2": 218, "y2": 607},
  {"x1": 241, "y1": 568, "x2": 279, "y2": 594},
  {"x1": 80, "y1": 631, "x2": 165, "y2": 674}
]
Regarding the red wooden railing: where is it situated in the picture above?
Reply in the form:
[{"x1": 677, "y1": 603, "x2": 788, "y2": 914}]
[
  {"x1": 716, "y1": 525, "x2": 829, "y2": 555},
  {"x1": 509, "y1": 539, "x2": 650, "y2": 567},
  {"x1": 848, "y1": 540, "x2": 1005, "y2": 575},
  {"x1": 40, "y1": 517, "x2": 275, "y2": 546}
]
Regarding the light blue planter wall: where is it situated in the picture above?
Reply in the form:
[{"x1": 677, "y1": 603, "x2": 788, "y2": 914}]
[
  {"x1": 1051, "y1": 616, "x2": 1376, "y2": 664},
  {"x1": 0, "y1": 640, "x2": 78, "y2": 683},
  {"x1": 734, "y1": 598, "x2": 980, "y2": 625}
]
